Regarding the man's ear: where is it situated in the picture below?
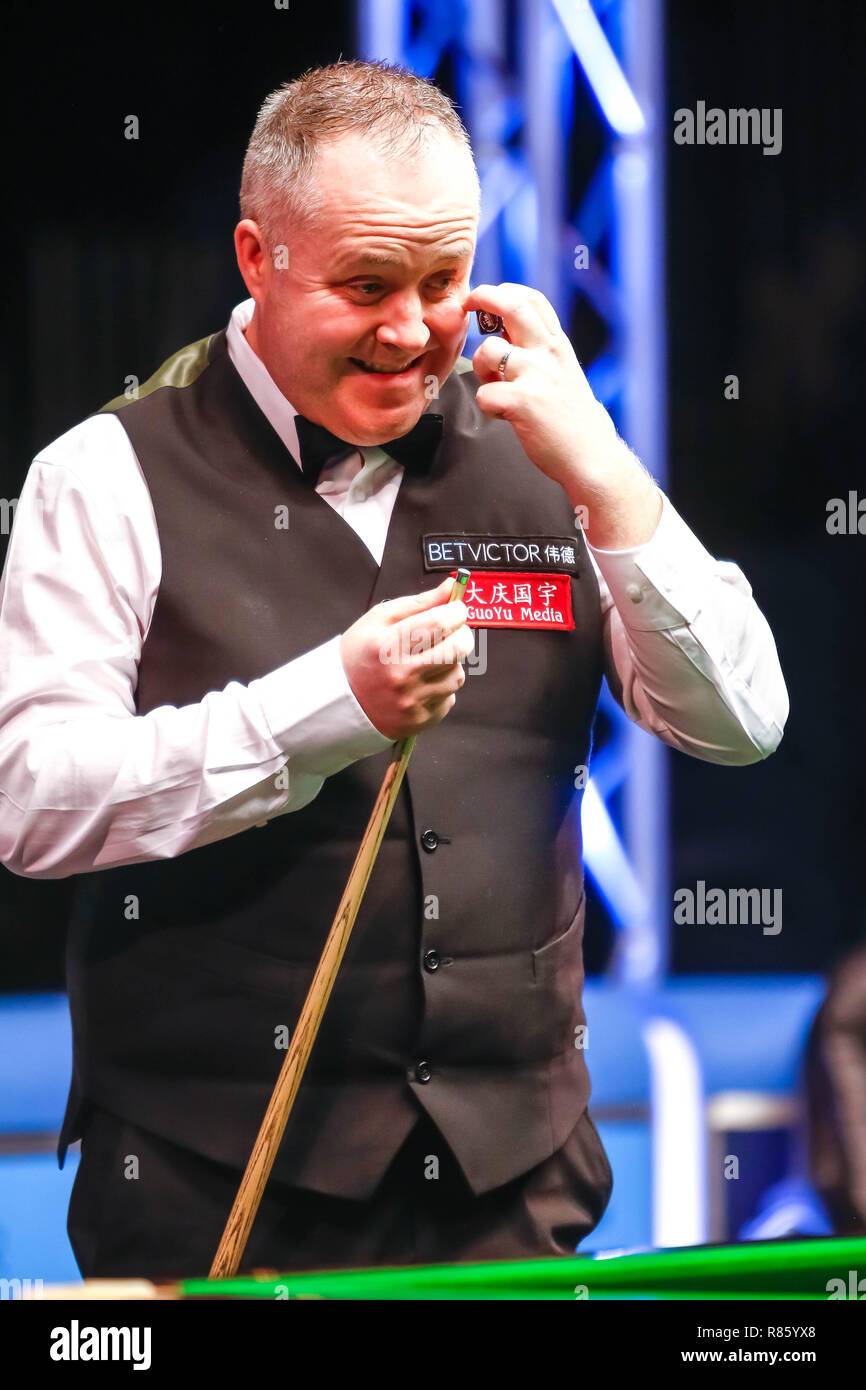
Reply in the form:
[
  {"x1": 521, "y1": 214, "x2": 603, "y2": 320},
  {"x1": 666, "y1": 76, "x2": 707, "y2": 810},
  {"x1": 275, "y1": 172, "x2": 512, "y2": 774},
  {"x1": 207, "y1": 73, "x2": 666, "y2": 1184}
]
[{"x1": 234, "y1": 219, "x2": 268, "y2": 299}]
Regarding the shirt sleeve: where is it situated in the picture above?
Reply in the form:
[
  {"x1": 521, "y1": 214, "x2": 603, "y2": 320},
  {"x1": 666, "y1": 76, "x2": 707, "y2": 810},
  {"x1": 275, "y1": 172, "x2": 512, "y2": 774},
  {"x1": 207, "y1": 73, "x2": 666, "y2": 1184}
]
[
  {"x1": 0, "y1": 418, "x2": 394, "y2": 880},
  {"x1": 586, "y1": 492, "x2": 789, "y2": 764}
]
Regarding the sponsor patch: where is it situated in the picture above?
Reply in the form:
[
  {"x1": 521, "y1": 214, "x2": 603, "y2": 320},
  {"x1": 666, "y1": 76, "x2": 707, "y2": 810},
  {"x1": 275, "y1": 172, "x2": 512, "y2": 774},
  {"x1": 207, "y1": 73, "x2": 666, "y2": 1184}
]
[
  {"x1": 423, "y1": 533, "x2": 580, "y2": 574},
  {"x1": 448, "y1": 569, "x2": 575, "y2": 630}
]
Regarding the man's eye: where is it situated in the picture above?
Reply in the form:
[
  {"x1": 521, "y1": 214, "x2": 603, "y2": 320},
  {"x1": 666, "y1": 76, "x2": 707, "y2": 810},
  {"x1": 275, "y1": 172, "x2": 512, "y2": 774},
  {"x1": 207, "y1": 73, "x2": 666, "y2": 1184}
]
[{"x1": 352, "y1": 276, "x2": 455, "y2": 297}]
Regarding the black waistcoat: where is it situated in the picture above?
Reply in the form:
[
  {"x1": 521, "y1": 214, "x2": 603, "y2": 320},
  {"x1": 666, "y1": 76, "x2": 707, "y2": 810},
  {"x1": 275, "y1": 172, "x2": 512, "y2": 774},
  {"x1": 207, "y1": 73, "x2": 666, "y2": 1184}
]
[{"x1": 59, "y1": 329, "x2": 604, "y2": 1198}]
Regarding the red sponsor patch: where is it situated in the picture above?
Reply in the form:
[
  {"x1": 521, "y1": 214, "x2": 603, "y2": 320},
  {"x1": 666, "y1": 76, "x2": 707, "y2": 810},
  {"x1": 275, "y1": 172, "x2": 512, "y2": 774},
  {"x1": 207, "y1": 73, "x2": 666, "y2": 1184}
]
[{"x1": 450, "y1": 569, "x2": 575, "y2": 630}]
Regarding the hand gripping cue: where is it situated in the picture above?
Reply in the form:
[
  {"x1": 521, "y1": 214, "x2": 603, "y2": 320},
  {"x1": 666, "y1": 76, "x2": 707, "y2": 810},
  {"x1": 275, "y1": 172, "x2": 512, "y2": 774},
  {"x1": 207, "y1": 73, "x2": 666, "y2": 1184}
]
[{"x1": 208, "y1": 567, "x2": 471, "y2": 1279}]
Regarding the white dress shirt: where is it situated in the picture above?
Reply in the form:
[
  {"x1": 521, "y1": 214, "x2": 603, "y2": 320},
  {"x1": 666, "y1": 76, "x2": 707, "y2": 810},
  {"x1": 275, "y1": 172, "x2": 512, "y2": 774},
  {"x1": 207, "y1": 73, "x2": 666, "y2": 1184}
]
[{"x1": 0, "y1": 299, "x2": 789, "y2": 878}]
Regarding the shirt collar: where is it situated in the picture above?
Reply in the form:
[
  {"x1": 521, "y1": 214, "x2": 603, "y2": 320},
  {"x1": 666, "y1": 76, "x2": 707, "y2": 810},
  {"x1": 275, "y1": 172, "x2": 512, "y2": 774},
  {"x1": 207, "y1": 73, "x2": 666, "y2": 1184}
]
[{"x1": 225, "y1": 298, "x2": 307, "y2": 468}]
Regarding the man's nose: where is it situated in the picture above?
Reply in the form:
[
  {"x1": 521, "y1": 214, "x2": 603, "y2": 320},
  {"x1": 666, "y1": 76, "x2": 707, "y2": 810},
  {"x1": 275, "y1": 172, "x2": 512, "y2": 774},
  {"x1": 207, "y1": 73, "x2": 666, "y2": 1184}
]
[{"x1": 375, "y1": 294, "x2": 432, "y2": 356}]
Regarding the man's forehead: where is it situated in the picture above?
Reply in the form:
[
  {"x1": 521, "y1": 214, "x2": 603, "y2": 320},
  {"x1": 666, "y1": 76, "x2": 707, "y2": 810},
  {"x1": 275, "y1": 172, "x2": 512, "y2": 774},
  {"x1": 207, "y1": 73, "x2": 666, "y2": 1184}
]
[{"x1": 337, "y1": 236, "x2": 475, "y2": 268}]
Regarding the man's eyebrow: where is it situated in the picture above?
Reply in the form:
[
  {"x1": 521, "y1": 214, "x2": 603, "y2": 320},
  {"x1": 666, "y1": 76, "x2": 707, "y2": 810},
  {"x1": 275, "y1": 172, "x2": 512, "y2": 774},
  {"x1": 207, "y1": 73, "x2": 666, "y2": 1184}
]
[{"x1": 340, "y1": 241, "x2": 475, "y2": 270}]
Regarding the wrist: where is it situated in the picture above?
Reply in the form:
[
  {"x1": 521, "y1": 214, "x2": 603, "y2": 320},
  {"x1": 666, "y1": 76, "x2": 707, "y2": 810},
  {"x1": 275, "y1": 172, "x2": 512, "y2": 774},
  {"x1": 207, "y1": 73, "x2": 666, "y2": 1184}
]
[{"x1": 563, "y1": 438, "x2": 661, "y2": 550}]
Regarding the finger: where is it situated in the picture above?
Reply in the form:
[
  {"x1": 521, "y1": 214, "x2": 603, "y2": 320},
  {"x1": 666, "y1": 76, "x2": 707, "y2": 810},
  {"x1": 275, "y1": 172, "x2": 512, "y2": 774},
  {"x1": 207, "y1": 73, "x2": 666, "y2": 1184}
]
[
  {"x1": 394, "y1": 599, "x2": 469, "y2": 651},
  {"x1": 522, "y1": 286, "x2": 563, "y2": 335},
  {"x1": 419, "y1": 663, "x2": 466, "y2": 703},
  {"x1": 474, "y1": 378, "x2": 522, "y2": 420},
  {"x1": 412, "y1": 625, "x2": 475, "y2": 675},
  {"x1": 472, "y1": 338, "x2": 527, "y2": 384},
  {"x1": 462, "y1": 283, "x2": 553, "y2": 350},
  {"x1": 418, "y1": 692, "x2": 457, "y2": 724},
  {"x1": 377, "y1": 576, "x2": 458, "y2": 625}
]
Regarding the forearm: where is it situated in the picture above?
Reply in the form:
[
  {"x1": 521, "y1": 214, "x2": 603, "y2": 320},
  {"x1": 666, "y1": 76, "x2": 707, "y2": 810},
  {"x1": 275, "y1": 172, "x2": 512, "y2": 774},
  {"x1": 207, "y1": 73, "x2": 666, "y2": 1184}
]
[
  {"x1": 0, "y1": 636, "x2": 393, "y2": 879},
  {"x1": 560, "y1": 411, "x2": 664, "y2": 550}
]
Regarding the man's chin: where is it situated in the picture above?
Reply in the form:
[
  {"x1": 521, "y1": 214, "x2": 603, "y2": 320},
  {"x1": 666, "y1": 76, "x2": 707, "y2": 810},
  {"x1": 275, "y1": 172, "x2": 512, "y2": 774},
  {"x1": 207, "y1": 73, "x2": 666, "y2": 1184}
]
[{"x1": 335, "y1": 398, "x2": 428, "y2": 446}]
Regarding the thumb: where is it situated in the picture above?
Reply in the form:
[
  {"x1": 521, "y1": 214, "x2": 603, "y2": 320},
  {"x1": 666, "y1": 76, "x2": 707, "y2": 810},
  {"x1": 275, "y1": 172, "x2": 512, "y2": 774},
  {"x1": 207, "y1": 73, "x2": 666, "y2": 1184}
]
[{"x1": 377, "y1": 576, "x2": 457, "y2": 625}]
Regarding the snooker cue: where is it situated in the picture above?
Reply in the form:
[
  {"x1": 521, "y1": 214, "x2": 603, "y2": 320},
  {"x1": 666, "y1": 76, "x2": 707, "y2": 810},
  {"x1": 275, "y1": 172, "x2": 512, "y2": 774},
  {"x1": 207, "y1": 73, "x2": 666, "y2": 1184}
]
[{"x1": 209, "y1": 567, "x2": 471, "y2": 1279}]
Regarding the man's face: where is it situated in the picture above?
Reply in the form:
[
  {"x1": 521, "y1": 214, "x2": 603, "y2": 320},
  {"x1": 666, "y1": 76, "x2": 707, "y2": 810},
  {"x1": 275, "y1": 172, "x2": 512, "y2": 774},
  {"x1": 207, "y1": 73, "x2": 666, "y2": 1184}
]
[{"x1": 240, "y1": 130, "x2": 479, "y2": 445}]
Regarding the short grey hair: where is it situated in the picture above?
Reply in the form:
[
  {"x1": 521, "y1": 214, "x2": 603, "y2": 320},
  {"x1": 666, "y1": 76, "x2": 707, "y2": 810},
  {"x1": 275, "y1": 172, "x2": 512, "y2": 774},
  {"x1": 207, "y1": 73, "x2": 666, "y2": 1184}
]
[{"x1": 240, "y1": 59, "x2": 481, "y2": 252}]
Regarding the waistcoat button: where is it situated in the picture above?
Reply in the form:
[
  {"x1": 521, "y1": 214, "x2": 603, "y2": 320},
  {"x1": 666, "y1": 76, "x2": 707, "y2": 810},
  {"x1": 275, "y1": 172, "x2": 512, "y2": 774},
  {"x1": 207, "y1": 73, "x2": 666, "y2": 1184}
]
[
  {"x1": 423, "y1": 949, "x2": 441, "y2": 972},
  {"x1": 420, "y1": 828, "x2": 439, "y2": 852},
  {"x1": 415, "y1": 1060, "x2": 432, "y2": 1083}
]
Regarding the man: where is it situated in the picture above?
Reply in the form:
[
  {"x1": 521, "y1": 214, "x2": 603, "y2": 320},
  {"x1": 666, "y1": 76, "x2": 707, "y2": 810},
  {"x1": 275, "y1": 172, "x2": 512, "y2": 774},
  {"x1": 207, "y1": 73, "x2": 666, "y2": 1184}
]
[
  {"x1": 0, "y1": 60, "x2": 788, "y2": 1278},
  {"x1": 805, "y1": 940, "x2": 866, "y2": 1234}
]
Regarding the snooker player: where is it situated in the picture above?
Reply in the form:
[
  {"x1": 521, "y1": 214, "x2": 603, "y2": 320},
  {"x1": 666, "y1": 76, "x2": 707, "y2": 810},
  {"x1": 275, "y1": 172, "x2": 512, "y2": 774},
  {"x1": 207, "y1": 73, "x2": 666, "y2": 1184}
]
[{"x1": 0, "y1": 60, "x2": 788, "y2": 1277}]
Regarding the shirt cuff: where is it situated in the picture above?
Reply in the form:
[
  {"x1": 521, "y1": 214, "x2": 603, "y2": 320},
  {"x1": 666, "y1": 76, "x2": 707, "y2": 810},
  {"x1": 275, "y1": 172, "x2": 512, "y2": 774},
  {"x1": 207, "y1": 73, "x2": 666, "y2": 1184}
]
[
  {"x1": 585, "y1": 492, "x2": 722, "y2": 631},
  {"x1": 250, "y1": 635, "x2": 395, "y2": 776}
]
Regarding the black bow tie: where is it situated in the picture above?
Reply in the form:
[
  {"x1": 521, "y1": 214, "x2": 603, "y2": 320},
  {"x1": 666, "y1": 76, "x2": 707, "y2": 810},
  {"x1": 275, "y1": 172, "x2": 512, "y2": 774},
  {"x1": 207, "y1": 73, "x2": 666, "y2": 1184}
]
[{"x1": 294, "y1": 411, "x2": 444, "y2": 486}]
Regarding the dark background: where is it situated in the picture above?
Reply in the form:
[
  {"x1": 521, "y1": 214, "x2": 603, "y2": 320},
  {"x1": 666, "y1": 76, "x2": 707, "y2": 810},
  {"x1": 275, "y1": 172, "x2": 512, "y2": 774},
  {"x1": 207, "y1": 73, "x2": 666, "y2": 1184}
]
[{"x1": 1, "y1": 0, "x2": 863, "y2": 987}]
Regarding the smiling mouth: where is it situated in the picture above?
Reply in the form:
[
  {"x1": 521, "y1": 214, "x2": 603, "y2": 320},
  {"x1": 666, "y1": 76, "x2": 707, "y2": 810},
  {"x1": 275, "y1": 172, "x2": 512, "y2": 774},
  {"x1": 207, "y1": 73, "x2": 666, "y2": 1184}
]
[{"x1": 349, "y1": 354, "x2": 426, "y2": 375}]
